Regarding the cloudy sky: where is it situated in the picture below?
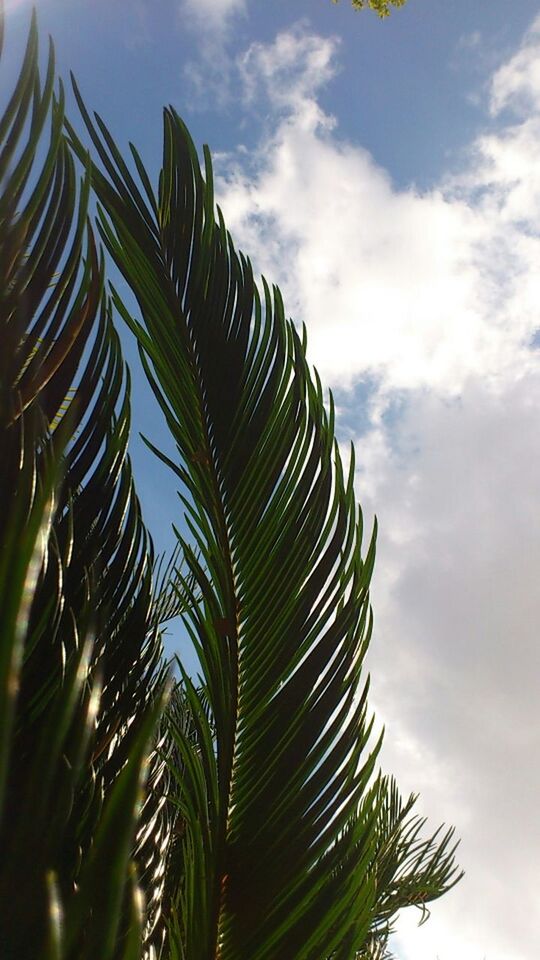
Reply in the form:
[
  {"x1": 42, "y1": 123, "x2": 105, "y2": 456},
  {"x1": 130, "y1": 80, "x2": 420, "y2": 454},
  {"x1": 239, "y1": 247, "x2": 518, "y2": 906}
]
[{"x1": 5, "y1": 1, "x2": 540, "y2": 957}]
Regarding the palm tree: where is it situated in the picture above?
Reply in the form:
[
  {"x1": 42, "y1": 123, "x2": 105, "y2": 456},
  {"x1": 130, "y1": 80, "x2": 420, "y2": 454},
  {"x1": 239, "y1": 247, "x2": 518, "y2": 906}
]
[{"x1": 1, "y1": 7, "x2": 462, "y2": 958}]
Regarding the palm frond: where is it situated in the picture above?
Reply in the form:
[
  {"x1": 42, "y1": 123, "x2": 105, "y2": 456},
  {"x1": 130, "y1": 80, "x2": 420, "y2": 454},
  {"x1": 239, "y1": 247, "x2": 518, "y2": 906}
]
[
  {"x1": 331, "y1": 775, "x2": 463, "y2": 959},
  {"x1": 369, "y1": 776, "x2": 462, "y2": 932},
  {"x1": 64, "y1": 89, "x2": 459, "y2": 960},
  {"x1": 0, "y1": 11, "x2": 168, "y2": 957}
]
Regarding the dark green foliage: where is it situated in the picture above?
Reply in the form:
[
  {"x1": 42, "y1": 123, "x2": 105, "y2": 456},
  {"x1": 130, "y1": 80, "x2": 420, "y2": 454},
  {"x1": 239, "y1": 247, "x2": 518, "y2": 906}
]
[
  {"x1": 0, "y1": 11, "x2": 167, "y2": 958},
  {"x1": 1, "y1": 6, "x2": 461, "y2": 960}
]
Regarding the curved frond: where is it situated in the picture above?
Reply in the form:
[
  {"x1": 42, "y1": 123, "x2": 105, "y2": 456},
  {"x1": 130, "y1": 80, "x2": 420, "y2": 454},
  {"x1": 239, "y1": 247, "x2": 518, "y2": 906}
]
[
  {"x1": 335, "y1": 776, "x2": 463, "y2": 959},
  {"x1": 66, "y1": 93, "x2": 429, "y2": 959}
]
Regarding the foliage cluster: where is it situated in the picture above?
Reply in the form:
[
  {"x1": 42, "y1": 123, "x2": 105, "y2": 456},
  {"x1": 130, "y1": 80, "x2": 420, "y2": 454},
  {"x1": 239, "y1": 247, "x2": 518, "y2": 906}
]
[
  {"x1": 332, "y1": 0, "x2": 407, "y2": 19},
  {"x1": 0, "y1": 7, "x2": 459, "y2": 960}
]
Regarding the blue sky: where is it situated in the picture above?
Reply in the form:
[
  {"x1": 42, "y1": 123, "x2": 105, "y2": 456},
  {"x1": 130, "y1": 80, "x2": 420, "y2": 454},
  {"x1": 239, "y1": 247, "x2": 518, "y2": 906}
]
[{"x1": 4, "y1": 2, "x2": 540, "y2": 958}]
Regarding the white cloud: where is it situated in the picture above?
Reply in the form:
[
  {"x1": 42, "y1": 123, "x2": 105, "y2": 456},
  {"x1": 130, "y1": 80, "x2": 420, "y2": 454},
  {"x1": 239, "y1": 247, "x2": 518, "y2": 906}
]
[
  {"x1": 451, "y1": 16, "x2": 540, "y2": 238},
  {"x1": 359, "y1": 375, "x2": 540, "y2": 959},
  {"x1": 178, "y1": 0, "x2": 247, "y2": 107},
  {"x1": 490, "y1": 13, "x2": 540, "y2": 116},
  {"x1": 180, "y1": 0, "x2": 245, "y2": 29},
  {"x1": 237, "y1": 24, "x2": 339, "y2": 110},
  {"x1": 216, "y1": 26, "x2": 540, "y2": 397},
  {"x1": 213, "y1": 18, "x2": 540, "y2": 960}
]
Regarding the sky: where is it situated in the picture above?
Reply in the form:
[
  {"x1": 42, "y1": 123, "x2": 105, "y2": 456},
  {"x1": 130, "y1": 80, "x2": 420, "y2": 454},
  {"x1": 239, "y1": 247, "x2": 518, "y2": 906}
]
[{"x1": 4, "y1": 1, "x2": 540, "y2": 958}]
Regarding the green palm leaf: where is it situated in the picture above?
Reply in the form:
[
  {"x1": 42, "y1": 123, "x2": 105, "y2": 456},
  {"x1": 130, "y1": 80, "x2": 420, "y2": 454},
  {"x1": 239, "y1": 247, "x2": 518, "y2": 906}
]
[
  {"x1": 0, "y1": 11, "x2": 169, "y2": 956},
  {"x1": 335, "y1": 776, "x2": 462, "y2": 959},
  {"x1": 67, "y1": 90, "x2": 462, "y2": 959}
]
